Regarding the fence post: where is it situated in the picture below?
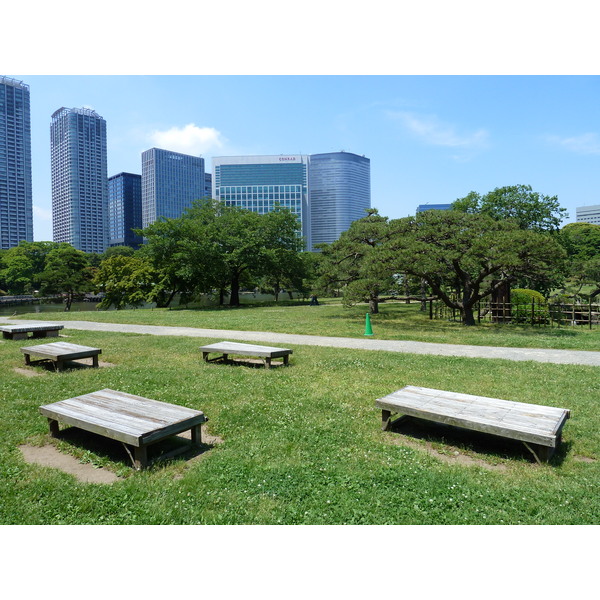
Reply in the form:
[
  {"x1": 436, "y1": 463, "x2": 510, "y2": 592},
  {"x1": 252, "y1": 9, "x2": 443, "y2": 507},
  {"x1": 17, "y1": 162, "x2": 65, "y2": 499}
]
[
  {"x1": 590, "y1": 301, "x2": 593, "y2": 330},
  {"x1": 429, "y1": 299, "x2": 433, "y2": 320}
]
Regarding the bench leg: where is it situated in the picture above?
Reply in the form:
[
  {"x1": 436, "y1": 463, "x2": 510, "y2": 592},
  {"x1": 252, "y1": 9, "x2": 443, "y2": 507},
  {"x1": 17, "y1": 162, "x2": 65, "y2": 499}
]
[
  {"x1": 48, "y1": 418, "x2": 60, "y2": 437},
  {"x1": 265, "y1": 357, "x2": 272, "y2": 369},
  {"x1": 191, "y1": 424, "x2": 202, "y2": 446},
  {"x1": 23, "y1": 353, "x2": 31, "y2": 365},
  {"x1": 382, "y1": 410, "x2": 392, "y2": 431},
  {"x1": 46, "y1": 330, "x2": 59, "y2": 338},
  {"x1": 92, "y1": 354, "x2": 99, "y2": 368},
  {"x1": 55, "y1": 360, "x2": 64, "y2": 372},
  {"x1": 283, "y1": 355, "x2": 289, "y2": 366},
  {"x1": 134, "y1": 446, "x2": 148, "y2": 470},
  {"x1": 13, "y1": 332, "x2": 27, "y2": 340},
  {"x1": 202, "y1": 352, "x2": 210, "y2": 362},
  {"x1": 523, "y1": 441, "x2": 555, "y2": 464}
]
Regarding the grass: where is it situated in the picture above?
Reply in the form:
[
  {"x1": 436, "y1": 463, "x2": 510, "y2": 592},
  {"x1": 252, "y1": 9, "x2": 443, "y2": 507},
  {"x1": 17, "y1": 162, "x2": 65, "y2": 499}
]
[
  {"x1": 1, "y1": 324, "x2": 599, "y2": 525},
  {"x1": 17, "y1": 299, "x2": 600, "y2": 351}
]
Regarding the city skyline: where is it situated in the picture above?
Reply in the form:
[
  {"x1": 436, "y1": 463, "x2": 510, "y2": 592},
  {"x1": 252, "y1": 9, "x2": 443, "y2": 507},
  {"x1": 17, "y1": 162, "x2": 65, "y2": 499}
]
[{"x1": 3, "y1": 75, "x2": 600, "y2": 243}]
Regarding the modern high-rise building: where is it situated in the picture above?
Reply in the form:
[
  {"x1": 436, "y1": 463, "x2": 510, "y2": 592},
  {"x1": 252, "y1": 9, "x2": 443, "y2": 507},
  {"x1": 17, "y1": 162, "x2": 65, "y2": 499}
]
[
  {"x1": 0, "y1": 76, "x2": 33, "y2": 249},
  {"x1": 212, "y1": 155, "x2": 310, "y2": 248},
  {"x1": 50, "y1": 106, "x2": 108, "y2": 253},
  {"x1": 212, "y1": 152, "x2": 371, "y2": 250},
  {"x1": 416, "y1": 203, "x2": 453, "y2": 213},
  {"x1": 309, "y1": 152, "x2": 370, "y2": 248},
  {"x1": 108, "y1": 172, "x2": 143, "y2": 249},
  {"x1": 141, "y1": 148, "x2": 206, "y2": 228},
  {"x1": 576, "y1": 204, "x2": 600, "y2": 225}
]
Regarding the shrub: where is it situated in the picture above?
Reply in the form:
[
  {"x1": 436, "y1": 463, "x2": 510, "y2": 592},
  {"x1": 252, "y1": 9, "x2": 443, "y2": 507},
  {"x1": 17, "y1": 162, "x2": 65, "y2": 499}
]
[{"x1": 510, "y1": 288, "x2": 549, "y2": 324}]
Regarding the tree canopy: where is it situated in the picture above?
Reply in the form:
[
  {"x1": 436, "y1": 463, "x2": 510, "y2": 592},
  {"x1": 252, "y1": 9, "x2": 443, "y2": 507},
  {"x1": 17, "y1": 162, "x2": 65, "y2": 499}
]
[
  {"x1": 452, "y1": 184, "x2": 567, "y2": 232},
  {"x1": 377, "y1": 210, "x2": 566, "y2": 325},
  {"x1": 316, "y1": 209, "x2": 392, "y2": 313}
]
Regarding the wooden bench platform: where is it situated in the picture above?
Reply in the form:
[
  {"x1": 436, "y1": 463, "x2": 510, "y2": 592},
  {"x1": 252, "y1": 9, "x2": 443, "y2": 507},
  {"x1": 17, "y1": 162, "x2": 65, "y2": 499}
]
[
  {"x1": 20, "y1": 342, "x2": 101, "y2": 371},
  {"x1": 1, "y1": 323, "x2": 64, "y2": 340},
  {"x1": 375, "y1": 385, "x2": 570, "y2": 463},
  {"x1": 39, "y1": 388, "x2": 208, "y2": 470},
  {"x1": 199, "y1": 341, "x2": 292, "y2": 368}
]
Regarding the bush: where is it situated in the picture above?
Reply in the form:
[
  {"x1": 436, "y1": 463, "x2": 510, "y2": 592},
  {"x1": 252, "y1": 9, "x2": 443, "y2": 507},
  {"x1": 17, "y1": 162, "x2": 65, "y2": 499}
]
[{"x1": 510, "y1": 288, "x2": 549, "y2": 324}]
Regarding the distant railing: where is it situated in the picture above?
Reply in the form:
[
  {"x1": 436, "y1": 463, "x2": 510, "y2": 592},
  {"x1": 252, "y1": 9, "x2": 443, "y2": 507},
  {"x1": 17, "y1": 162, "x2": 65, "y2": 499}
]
[{"x1": 431, "y1": 299, "x2": 600, "y2": 329}]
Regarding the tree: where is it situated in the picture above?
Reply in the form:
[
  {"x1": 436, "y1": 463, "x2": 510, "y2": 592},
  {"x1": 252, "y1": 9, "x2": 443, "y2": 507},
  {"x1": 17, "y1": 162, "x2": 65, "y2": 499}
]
[
  {"x1": 378, "y1": 210, "x2": 566, "y2": 325},
  {"x1": 0, "y1": 241, "x2": 60, "y2": 294},
  {"x1": 317, "y1": 209, "x2": 393, "y2": 314},
  {"x1": 184, "y1": 200, "x2": 303, "y2": 306},
  {"x1": 93, "y1": 255, "x2": 158, "y2": 309},
  {"x1": 37, "y1": 244, "x2": 94, "y2": 311},
  {"x1": 452, "y1": 184, "x2": 567, "y2": 232}
]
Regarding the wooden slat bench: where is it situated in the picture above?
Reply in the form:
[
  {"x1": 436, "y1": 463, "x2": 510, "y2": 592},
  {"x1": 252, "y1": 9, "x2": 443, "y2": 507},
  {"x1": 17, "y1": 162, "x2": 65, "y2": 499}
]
[
  {"x1": 375, "y1": 385, "x2": 570, "y2": 463},
  {"x1": 20, "y1": 342, "x2": 101, "y2": 371},
  {"x1": 199, "y1": 341, "x2": 292, "y2": 368},
  {"x1": 1, "y1": 323, "x2": 64, "y2": 340},
  {"x1": 39, "y1": 388, "x2": 208, "y2": 470}
]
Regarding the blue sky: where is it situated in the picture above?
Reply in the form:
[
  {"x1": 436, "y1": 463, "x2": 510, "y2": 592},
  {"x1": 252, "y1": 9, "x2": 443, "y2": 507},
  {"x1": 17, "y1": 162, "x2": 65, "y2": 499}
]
[{"x1": 9, "y1": 74, "x2": 600, "y2": 242}]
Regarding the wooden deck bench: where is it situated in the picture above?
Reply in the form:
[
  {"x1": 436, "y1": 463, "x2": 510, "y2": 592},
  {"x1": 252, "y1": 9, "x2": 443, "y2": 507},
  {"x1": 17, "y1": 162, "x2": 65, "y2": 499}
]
[
  {"x1": 39, "y1": 388, "x2": 208, "y2": 470},
  {"x1": 20, "y1": 342, "x2": 101, "y2": 371},
  {"x1": 1, "y1": 323, "x2": 64, "y2": 340},
  {"x1": 375, "y1": 385, "x2": 570, "y2": 463},
  {"x1": 200, "y1": 341, "x2": 292, "y2": 368}
]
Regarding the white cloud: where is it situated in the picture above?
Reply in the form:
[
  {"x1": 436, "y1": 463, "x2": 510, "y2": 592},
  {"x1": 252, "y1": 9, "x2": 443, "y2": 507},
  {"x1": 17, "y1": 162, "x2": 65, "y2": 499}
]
[
  {"x1": 387, "y1": 110, "x2": 489, "y2": 149},
  {"x1": 148, "y1": 123, "x2": 226, "y2": 155},
  {"x1": 546, "y1": 132, "x2": 600, "y2": 155}
]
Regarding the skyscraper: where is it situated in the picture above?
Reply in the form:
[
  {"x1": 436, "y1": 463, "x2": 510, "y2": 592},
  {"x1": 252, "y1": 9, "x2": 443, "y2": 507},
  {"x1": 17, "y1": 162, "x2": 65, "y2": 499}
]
[
  {"x1": 0, "y1": 76, "x2": 33, "y2": 249},
  {"x1": 50, "y1": 106, "x2": 108, "y2": 253},
  {"x1": 141, "y1": 148, "x2": 206, "y2": 228},
  {"x1": 108, "y1": 172, "x2": 143, "y2": 249},
  {"x1": 212, "y1": 155, "x2": 310, "y2": 248},
  {"x1": 576, "y1": 204, "x2": 600, "y2": 225},
  {"x1": 308, "y1": 152, "x2": 370, "y2": 248}
]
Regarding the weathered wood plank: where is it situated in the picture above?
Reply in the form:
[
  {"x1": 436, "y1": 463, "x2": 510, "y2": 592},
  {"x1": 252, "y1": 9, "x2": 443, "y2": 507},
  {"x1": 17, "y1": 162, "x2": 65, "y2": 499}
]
[
  {"x1": 375, "y1": 385, "x2": 570, "y2": 451},
  {"x1": 199, "y1": 341, "x2": 293, "y2": 360},
  {"x1": 39, "y1": 389, "x2": 208, "y2": 454}
]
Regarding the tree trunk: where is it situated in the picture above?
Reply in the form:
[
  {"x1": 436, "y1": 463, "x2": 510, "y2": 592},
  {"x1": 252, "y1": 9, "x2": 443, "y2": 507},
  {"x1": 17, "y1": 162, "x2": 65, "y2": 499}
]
[
  {"x1": 461, "y1": 305, "x2": 476, "y2": 326},
  {"x1": 219, "y1": 288, "x2": 225, "y2": 306},
  {"x1": 229, "y1": 272, "x2": 241, "y2": 306},
  {"x1": 369, "y1": 296, "x2": 379, "y2": 314},
  {"x1": 64, "y1": 292, "x2": 72, "y2": 312}
]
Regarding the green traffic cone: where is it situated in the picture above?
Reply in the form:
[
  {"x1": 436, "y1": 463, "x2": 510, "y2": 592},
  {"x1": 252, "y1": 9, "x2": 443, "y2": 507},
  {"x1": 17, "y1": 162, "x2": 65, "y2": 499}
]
[{"x1": 364, "y1": 312, "x2": 374, "y2": 336}]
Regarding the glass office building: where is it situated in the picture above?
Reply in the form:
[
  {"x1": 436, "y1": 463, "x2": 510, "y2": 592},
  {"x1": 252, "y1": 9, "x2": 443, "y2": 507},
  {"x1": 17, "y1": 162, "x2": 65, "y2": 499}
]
[
  {"x1": 141, "y1": 148, "x2": 206, "y2": 228},
  {"x1": 416, "y1": 203, "x2": 453, "y2": 213},
  {"x1": 0, "y1": 76, "x2": 33, "y2": 249},
  {"x1": 309, "y1": 152, "x2": 370, "y2": 248},
  {"x1": 212, "y1": 155, "x2": 310, "y2": 248},
  {"x1": 108, "y1": 172, "x2": 143, "y2": 249},
  {"x1": 50, "y1": 106, "x2": 108, "y2": 253},
  {"x1": 576, "y1": 205, "x2": 600, "y2": 225}
]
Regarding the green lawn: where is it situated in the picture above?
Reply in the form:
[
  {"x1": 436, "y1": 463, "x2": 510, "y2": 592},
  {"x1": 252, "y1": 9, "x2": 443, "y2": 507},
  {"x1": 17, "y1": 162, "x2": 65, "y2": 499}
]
[
  {"x1": 19, "y1": 299, "x2": 600, "y2": 351},
  {"x1": 1, "y1": 325, "x2": 599, "y2": 525}
]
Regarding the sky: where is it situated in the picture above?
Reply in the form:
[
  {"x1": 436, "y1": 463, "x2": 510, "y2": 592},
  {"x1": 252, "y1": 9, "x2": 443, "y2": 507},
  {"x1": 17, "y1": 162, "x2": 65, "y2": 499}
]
[{"x1": 8, "y1": 74, "x2": 600, "y2": 242}]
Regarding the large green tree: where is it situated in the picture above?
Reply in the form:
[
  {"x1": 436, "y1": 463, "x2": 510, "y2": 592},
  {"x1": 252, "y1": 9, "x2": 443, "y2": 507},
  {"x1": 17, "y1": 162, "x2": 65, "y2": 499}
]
[
  {"x1": 452, "y1": 184, "x2": 567, "y2": 232},
  {"x1": 37, "y1": 244, "x2": 94, "y2": 311},
  {"x1": 93, "y1": 255, "x2": 158, "y2": 309},
  {"x1": 317, "y1": 209, "x2": 392, "y2": 314},
  {"x1": 377, "y1": 210, "x2": 566, "y2": 325},
  {"x1": 0, "y1": 241, "x2": 60, "y2": 294}
]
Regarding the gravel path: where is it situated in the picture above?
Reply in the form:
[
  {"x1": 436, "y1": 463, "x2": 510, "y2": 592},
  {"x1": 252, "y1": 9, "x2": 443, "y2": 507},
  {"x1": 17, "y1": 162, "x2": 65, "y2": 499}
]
[{"x1": 2, "y1": 317, "x2": 599, "y2": 366}]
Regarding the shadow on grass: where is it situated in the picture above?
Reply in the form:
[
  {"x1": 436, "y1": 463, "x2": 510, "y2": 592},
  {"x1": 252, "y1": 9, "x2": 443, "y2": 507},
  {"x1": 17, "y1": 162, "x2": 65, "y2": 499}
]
[
  {"x1": 53, "y1": 427, "x2": 216, "y2": 470},
  {"x1": 387, "y1": 416, "x2": 570, "y2": 466}
]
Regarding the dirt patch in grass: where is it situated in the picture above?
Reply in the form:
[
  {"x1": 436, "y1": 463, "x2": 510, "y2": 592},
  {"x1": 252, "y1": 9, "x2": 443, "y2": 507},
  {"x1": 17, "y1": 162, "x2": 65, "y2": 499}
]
[
  {"x1": 13, "y1": 367, "x2": 43, "y2": 377},
  {"x1": 19, "y1": 427, "x2": 223, "y2": 484},
  {"x1": 19, "y1": 444, "x2": 123, "y2": 484}
]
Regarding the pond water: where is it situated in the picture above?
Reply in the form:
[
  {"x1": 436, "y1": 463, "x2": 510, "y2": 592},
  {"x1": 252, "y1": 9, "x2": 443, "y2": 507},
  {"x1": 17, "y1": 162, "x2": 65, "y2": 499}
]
[{"x1": 0, "y1": 292, "x2": 290, "y2": 316}]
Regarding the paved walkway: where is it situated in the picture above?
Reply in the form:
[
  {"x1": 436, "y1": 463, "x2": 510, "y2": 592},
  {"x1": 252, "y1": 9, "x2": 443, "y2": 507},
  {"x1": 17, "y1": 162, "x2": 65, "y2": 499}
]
[{"x1": 2, "y1": 316, "x2": 599, "y2": 366}]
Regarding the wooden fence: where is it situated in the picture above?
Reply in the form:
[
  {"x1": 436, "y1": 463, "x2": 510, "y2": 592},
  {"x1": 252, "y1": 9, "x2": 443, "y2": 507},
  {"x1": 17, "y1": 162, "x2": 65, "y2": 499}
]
[{"x1": 431, "y1": 300, "x2": 600, "y2": 329}]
